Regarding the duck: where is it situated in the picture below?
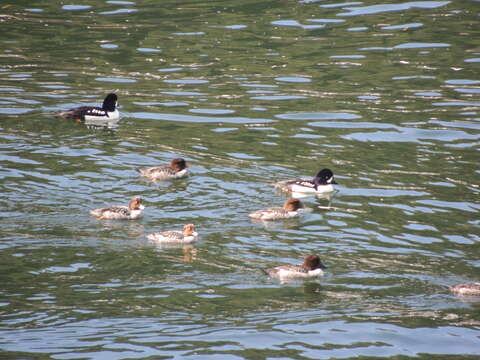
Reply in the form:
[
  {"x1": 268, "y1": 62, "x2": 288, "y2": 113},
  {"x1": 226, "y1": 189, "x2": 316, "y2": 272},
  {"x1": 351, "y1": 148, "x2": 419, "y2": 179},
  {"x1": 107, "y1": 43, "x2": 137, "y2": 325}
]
[
  {"x1": 448, "y1": 282, "x2": 480, "y2": 296},
  {"x1": 273, "y1": 168, "x2": 337, "y2": 194},
  {"x1": 57, "y1": 93, "x2": 119, "y2": 122},
  {"x1": 136, "y1": 158, "x2": 189, "y2": 181},
  {"x1": 147, "y1": 224, "x2": 198, "y2": 243},
  {"x1": 249, "y1": 198, "x2": 303, "y2": 221},
  {"x1": 90, "y1": 196, "x2": 144, "y2": 220},
  {"x1": 263, "y1": 254, "x2": 327, "y2": 280}
]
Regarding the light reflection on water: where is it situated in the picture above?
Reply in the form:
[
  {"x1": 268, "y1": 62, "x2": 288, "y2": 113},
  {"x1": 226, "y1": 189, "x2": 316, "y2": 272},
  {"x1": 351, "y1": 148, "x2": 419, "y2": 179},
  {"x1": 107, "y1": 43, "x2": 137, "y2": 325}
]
[
  {"x1": 1, "y1": 0, "x2": 479, "y2": 358},
  {"x1": 2, "y1": 316, "x2": 480, "y2": 358}
]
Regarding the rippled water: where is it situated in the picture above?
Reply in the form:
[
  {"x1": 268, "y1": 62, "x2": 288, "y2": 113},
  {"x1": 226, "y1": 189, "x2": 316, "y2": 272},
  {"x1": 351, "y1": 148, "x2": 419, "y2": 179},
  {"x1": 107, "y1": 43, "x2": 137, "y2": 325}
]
[{"x1": 1, "y1": 0, "x2": 479, "y2": 359}]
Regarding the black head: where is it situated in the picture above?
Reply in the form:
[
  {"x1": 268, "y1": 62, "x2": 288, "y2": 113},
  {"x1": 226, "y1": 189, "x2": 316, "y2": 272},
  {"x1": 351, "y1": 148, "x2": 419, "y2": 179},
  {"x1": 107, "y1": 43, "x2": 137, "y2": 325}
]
[
  {"x1": 313, "y1": 168, "x2": 337, "y2": 188},
  {"x1": 102, "y1": 93, "x2": 118, "y2": 111}
]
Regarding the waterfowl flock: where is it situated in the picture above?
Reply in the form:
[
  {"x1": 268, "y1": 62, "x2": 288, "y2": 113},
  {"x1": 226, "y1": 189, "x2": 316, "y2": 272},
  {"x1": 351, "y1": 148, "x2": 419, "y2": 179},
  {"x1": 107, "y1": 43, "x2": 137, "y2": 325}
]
[{"x1": 59, "y1": 93, "x2": 479, "y2": 292}]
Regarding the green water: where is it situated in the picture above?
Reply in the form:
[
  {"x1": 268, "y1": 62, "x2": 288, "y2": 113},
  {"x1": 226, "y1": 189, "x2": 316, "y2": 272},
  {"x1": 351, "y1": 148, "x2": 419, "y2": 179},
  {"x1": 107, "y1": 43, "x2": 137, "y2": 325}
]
[{"x1": 0, "y1": 0, "x2": 479, "y2": 359}]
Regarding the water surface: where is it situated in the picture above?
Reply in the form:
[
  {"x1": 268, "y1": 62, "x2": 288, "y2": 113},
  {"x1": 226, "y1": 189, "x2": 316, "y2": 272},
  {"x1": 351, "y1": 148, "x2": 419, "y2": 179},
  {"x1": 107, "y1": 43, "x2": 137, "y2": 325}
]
[{"x1": 0, "y1": 0, "x2": 479, "y2": 359}]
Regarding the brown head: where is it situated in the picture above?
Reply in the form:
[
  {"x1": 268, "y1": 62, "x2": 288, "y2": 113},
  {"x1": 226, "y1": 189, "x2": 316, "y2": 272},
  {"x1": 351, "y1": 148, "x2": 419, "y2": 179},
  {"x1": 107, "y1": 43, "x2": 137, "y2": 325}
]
[
  {"x1": 183, "y1": 224, "x2": 196, "y2": 236},
  {"x1": 283, "y1": 198, "x2": 303, "y2": 211},
  {"x1": 303, "y1": 255, "x2": 327, "y2": 271},
  {"x1": 128, "y1": 196, "x2": 143, "y2": 210},
  {"x1": 170, "y1": 158, "x2": 188, "y2": 171}
]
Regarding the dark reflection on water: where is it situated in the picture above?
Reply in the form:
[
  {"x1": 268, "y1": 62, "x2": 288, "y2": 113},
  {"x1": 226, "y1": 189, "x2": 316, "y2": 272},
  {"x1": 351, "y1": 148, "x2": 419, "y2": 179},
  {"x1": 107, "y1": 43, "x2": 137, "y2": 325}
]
[{"x1": 1, "y1": 0, "x2": 480, "y2": 359}]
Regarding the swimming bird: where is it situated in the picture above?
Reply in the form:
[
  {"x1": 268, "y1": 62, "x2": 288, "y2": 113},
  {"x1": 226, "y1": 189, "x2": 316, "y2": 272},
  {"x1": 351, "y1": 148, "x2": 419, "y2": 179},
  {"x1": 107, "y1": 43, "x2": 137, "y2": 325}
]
[
  {"x1": 136, "y1": 158, "x2": 189, "y2": 181},
  {"x1": 263, "y1": 254, "x2": 327, "y2": 280},
  {"x1": 448, "y1": 282, "x2": 480, "y2": 296},
  {"x1": 249, "y1": 198, "x2": 303, "y2": 221},
  {"x1": 57, "y1": 93, "x2": 119, "y2": 122},
  {"x1": 147, "y1": 224, "x2": 198, "y2": 243},
  {"x1": 273, "y1": 168, "x2": 337, "y2": 194},
  {"x1": 90, "y1": 196, "x2": 144, "y2": 220}
]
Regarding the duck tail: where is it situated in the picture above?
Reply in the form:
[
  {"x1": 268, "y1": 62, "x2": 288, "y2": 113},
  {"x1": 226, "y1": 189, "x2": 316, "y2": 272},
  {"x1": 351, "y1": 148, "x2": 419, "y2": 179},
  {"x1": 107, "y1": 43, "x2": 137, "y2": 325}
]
[
  {"x1": 271, "y1": 180, "x2": 285, "y2": 189},
  {"x1": 261, "y1": 268, "x2": 271, "y2": 276},
  {"x1": 56, "y1": 110, "x2": 71, "y2": 118}
]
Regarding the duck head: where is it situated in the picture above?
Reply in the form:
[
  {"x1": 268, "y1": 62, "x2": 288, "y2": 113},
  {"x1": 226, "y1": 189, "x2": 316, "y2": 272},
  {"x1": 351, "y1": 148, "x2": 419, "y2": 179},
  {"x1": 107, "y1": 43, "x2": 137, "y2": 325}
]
[
  {"x1": 313, "y1": 168, "x2": 337, "y2": 190},
  {"x1": 102, "y1": 93, "x2": 118, "y2": 112},
  {"x1": 129, "y1": 196, "x2": 144, "y2": 210},
  {"x1": 170, "y1": 158, "x2": 188, "y2": 171},
  {"x1": 183, "y1": 224, "x2": 196, "y2": 236},
  {"x1": 303, "y1": 254, "x2": 327, "y2": 270},
  {"x1": 284, "y1": 198, "x2": 303, "y2": 211}
]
